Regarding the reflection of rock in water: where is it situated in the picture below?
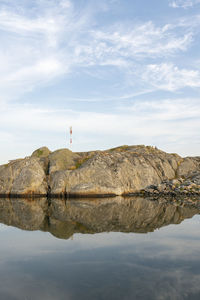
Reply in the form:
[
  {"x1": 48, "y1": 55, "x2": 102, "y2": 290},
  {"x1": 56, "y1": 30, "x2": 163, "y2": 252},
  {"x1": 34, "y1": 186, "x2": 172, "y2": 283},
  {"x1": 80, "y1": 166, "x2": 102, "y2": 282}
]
[
  {"x1": 0, "y1": 197, "x2": 199, "y2": 239},
  {"x1": 0, "y1": 197, "x2": 47, "y2": 231}
]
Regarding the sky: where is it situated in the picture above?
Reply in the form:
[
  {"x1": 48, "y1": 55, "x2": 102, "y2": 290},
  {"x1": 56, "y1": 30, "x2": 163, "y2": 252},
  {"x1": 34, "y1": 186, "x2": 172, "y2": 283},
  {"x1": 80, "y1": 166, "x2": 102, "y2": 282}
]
[{"x1": 0, "y1": 0, "x2": 200, "y2": 164}]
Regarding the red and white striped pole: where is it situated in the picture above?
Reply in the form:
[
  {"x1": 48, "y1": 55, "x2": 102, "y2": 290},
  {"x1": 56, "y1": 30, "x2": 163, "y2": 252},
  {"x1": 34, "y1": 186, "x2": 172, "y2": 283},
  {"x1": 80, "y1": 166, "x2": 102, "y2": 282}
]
[{"x1": 70, "y1": 126, "x2": 72, "y2": 146}]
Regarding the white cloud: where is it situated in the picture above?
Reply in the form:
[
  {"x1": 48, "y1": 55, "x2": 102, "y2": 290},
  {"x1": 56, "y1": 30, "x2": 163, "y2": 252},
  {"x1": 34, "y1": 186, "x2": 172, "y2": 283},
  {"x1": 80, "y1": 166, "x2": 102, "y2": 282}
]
[
  {"x1": 89, "y1": 23, "x2": 193, "y2": 58},
  {"x1": 122, "y1": 98, "x2": 200, "y2": 121},
  {"x1": 73, "y1": 22, "x2": 193, "y2": 71},
  {"x1": 169, "y1": 0, "x2": 200, "y2": 8},
  {"x1": 0, "y1": 98, "x2": 200, "y2": 164},
  {"x1": 4, "y1": 58, "x2": 64, "y2": 86},
  {"x1": 0, "y1": 0, "x2": 86, "y2": 99},
  {"x1": 0, "y1": 0, "x2": 199, "y2": 101},
  {"x1": 142, "y1": 63, "x2": 200, "y2": 91},
  {"x1": 0, "y1": 11, "x2": 58, "y2": 35}
]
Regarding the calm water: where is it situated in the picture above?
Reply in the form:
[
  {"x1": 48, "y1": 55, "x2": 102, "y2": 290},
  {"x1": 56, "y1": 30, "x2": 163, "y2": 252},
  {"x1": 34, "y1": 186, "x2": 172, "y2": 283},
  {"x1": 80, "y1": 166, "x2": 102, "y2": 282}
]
[{"x1": 0, "y1": 196, "x2": 200, "y2": 300}]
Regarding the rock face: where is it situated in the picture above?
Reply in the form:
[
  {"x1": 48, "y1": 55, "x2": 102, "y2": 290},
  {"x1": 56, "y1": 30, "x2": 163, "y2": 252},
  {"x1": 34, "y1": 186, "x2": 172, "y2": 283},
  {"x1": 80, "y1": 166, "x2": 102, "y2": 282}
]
[
  {"x1": 0, "y1": 145, "x2": 200, "y2": 196},
  {"x1": 0, "y1": 157, "x2": 47, "y2": 195}
]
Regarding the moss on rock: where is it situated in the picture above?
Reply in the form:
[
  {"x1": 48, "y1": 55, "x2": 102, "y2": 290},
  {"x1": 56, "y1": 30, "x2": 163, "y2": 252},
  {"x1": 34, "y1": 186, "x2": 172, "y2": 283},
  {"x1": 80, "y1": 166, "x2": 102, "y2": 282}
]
[{"x1": 31, "y1": 147, "x2": 51, "y2": 158}]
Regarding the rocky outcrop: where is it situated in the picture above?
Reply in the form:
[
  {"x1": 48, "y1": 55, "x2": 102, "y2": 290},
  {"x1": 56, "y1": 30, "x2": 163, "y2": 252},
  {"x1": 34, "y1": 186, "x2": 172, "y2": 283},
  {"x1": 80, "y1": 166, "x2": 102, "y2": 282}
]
[
  {"x1": 0, "y1": 145, "x2": 200, "y2": 197},
  {"x1": 0, "y1": 196, "x2": 199, "y2": 239}
]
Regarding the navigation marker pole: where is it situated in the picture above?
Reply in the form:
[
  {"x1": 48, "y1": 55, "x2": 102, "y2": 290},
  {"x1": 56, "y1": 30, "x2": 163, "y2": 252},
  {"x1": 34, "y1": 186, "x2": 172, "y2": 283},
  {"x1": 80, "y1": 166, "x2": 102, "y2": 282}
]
[
  {"x1": 70, "y1": 126, "x2": 72, "y2": 145},
  {"x1": 66, "y1": 125, "x2": 73, "y2": 201}
]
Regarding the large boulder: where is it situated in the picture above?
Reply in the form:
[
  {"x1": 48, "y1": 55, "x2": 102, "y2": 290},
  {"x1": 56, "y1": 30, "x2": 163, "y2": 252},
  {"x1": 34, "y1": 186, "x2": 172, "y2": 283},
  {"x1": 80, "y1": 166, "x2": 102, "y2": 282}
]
[
  {"x1": 0, "y1": 157, "x2": 48, "y2": 195},
  {"x1": 177, "y1": 157, "x2": 200, "y2": 178},
  {"x1": 31, "y1": 146, "x2": 51, "y2": 158},
  {"x1": 48, "y1": 148, "x2": 80, "y2": 173}
]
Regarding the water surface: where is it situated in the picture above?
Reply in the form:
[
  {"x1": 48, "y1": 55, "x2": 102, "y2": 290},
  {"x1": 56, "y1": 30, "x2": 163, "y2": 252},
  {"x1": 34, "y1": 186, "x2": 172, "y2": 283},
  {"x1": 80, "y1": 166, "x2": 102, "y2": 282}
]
[{"x1": 0, "y1": 196, "x2": 200, "y2": 300}]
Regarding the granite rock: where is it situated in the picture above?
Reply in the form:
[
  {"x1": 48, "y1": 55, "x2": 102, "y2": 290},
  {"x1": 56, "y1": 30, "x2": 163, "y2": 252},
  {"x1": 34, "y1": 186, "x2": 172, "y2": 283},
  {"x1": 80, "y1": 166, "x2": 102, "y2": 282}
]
[{"x1": 0, "y1": 145, "x2": 199, "y2": 196}]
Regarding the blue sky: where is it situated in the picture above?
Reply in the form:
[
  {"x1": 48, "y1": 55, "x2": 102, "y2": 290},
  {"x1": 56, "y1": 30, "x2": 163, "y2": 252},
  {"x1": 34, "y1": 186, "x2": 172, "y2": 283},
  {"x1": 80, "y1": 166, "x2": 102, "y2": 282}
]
[{"x1": 0, "y1": 0, "x2": 200, "y2": 163}]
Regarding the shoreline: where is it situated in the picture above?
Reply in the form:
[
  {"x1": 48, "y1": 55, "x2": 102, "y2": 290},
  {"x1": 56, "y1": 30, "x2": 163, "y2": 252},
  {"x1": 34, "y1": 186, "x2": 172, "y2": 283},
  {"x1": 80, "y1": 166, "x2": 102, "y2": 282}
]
[{"x1": 0, "y1": 191, "x2": 200, "y2": 199}]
